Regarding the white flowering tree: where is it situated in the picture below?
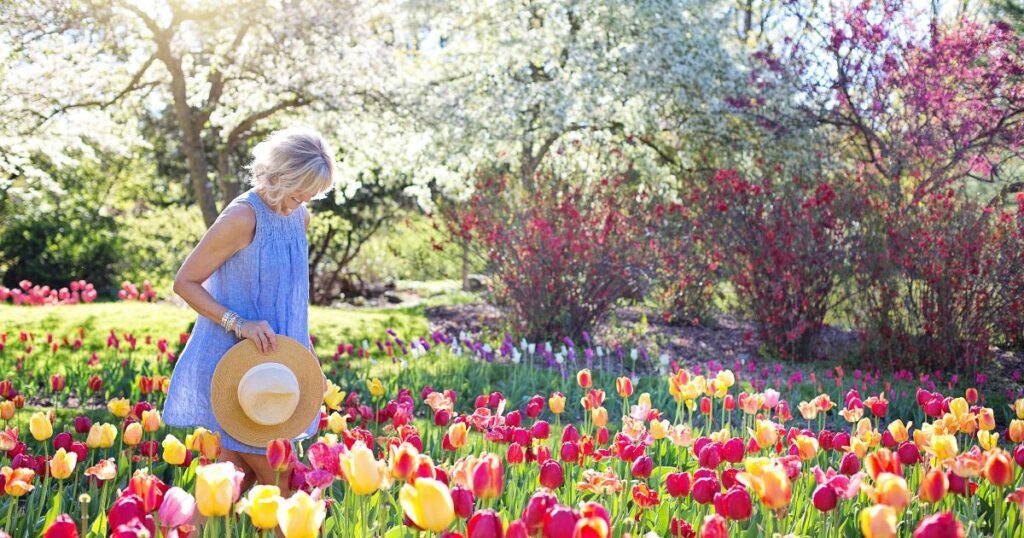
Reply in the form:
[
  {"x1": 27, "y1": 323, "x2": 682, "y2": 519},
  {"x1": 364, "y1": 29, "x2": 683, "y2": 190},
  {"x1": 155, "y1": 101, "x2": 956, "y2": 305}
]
[{"x1": 2, "y1": 0, "x2": 403, "y2": 227}]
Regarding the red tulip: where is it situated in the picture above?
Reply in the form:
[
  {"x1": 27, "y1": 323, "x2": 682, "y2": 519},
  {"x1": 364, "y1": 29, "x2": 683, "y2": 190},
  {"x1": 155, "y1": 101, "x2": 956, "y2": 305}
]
[
  {"x1": 467, "y1": 509, "x2": 503, "y2": 538},
  {"x1": 543, "y1": 506, "x2": 581, "y2": 538},
  {"x1": 666, "y1": 472, "x2": 691, "y2": 498},
  {"x1": 965, "y1": 388, "x2": 979, "y2": 405},
  {"x1": 73, "y1": 416, "x2": 92, "y2": 435},
  {"x1": 506, "y1": 521, "x2": 529, "y2": 538},
  {"x1": 573, "y1": 515, "x2": 609, "y2": 538},
  {"x1": 521, "y1": 492, "x2": 557, "y2": 534},
  {"x1": 897, "y1": 442, "x2": 921, "y2": 465},
  {"x1": 722, "y1": 438, "x2": 744, "y2": 463},
  {"x1": 471, "y1": 454, "x2": 503, "y2": 499},
  {"x1": 691, "y1": 475, "x2": 720, "y2": 505},
  {"x1": 49, "y1": 375, "x2": 65, "y2": 392},
  {"x1": 560, "y1": 442, "x2": 579, "y2": 463},
  {"x1": 451, "y1": 484, "x2": 474, "y2": 519},
  {"x1": 561, "y1": 425, "x2": 580, "y2": 444},
  {"x1": 525, "y1": 396, "x2": 545, "y2": 418},
  {"x1": 631, "y1": 455, "x2": 653, "y2": 479},
  {"x1": 539, "y1": 460, "x2": 564, "y2": 490},
  {"x1": 670, "y1": 518, "x2": 696, "y2": 538},
  {"x1": 839, "y1": 452, "x2": 860, "y2": 475},
  {"x1": 531, "y1": 421, "x2": 550, "y2": 439},
  {"x1": 266, "y1": 438, "x2": 293, "y2": 472},
  {"x1": 700, "y1": 397, "x2": 712, "y2": 415},
  {"x1": 913, "y1": 512, "x2": 965, "y2": 538},
  {"x1": 713, "y1": 485, "x2": 752, "y2": 520},
  {"x1": 699, "y1": 514, "x2": 729, "y2": 538},
  {"x1": 699, "y1": 443, "x2": 722, "y2": 469},
  {"x1": 919, "y1": 468, "x2": 949, "y2": 504},
  {"x1": 812, "y1": 484, "x2": 838, "y2": 512},
  {"x1": 985, "y1": 450, "x2": 1013, "y2": 487},
  {"x1": 43, "y1": 514, "x2": 78, "y2": 538},
  {"x1": 506, "y1": 443, "x2": 524, "y2": 465}
]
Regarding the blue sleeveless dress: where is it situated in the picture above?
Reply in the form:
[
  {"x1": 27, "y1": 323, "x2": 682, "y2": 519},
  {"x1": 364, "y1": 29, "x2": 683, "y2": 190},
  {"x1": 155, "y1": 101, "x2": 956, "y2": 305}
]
[{"x1": 164, "y1": 189, "x2": 320, "y2": 454}]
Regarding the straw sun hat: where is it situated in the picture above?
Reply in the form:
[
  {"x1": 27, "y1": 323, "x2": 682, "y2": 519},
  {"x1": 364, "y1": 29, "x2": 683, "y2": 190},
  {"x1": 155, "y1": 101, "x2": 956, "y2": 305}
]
[{"x1": 211, "y1": 336, "x2": 326, "y2": 447}]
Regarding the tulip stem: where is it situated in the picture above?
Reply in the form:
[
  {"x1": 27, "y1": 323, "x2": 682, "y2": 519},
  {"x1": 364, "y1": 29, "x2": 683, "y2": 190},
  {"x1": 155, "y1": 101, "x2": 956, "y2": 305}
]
[{"x1": 5, "y1": 498, "x2": 15, "y2": 535}]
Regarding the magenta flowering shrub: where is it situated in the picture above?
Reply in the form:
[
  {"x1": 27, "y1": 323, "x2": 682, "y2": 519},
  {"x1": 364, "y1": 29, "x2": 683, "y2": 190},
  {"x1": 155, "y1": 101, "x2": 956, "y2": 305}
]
[
  {"x1": 118, "y1": 280, "x2": 158, "y2": 302},
  {"x1": 692, "y1": 168, "x2": 854, "y2": 360},
  {"x1": 654, "y1": 203, "x2": 720, "y2": 326},
  {"x1": 452, "y1": 170, "x2": 659, "y2": 340},
  {"x1": 0, "y1": 279, "x2": 97, "y2": 306}
]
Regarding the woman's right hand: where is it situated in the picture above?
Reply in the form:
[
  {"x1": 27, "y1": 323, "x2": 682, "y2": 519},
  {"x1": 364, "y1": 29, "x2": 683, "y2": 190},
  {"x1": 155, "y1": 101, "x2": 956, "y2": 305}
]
[{"x1": 239, "y1": 319, "x2": 277, "y2": 354}]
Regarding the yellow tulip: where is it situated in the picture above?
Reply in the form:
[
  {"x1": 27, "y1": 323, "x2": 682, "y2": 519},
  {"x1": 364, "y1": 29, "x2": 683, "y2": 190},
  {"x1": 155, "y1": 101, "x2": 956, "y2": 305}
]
[
  {"x1": 49, "y1": 448, "x2": 77, "y2": 480},
  {"x1": 793, "y1": 435, "x2": 819, "y2": 461},
  {"x1": 930, "y1": 434, "x2": 958, "y2": 464},
  {"x1": 715, "y1": 370, "x2": 735, "y2": 389},
  {"x1": 399, "y1": 477, "x2": 455, "y2": 532},
  {"x1": 162, "y1": 434, "x2": 187, "y2": 466},
  {"x1": 748, "y1": 419, "x2": 778, "y2": 450},
  {"x1": 367, "y1": 378, "x2": 385, "y2": 398},
  {"x1": 736, "y1": 457, "x2": 791, "y2": 509},
  {"x1": 860, "y1": 504, "x2": 897, "y2": 538},
  {"x1": 798, "y1": 401, "x2": 818, "y2": 421},
  {"x1": 649, "y1": 419, "x2": 669, "y2": 440},
  {"x1": 979, "y1": 430, "x2": 999, "y2": 451},
  {"x1": 1010, "y1": 420, "x2": 1024, "y2": 443},
  {"x1": 591, "y1": 407, "x2": 608, "y2": 428},
  {"x1": 195, "y1": 461, "x2": 243, "y2": 517},
  {"x1": 29, "y1": 412, "x2": 52, "y2": 441},
  {"x1": 324, "y1": 380, "x2": 345, "y2": 410},
  {"x1": 240, "y1": 485, "x2": 282, "y2": 530},
  {"x1": 107, "y1": 398, "x2": 131, "y2": 418},
  {"x1": 1013, "y1": 398, "x2": 1024, "y2": 419},
  {"x1": 327, "y1": 412, "x2": 347, "y2": 433},
  {"x1": 549, "y1": 393, "x2": 566, "y2": 415},
  {"x1": 886, "y1": 420, "x2": 910, "y2": 444},
  {"x1": 186, "y1": 428, "x2": 222, "y2": 461},
  {"x1": 124, "y1": 423, "x2": 143, "y2": 446},
  {"x1": 277, "y1": 490, "x2": 326, "y2": 538},
  {"x1": 339, "y1": 442, "x2": 386, "y2": 495},
  {"x1": 141, "y1": 409, "x2": 161, "y2": 432}
]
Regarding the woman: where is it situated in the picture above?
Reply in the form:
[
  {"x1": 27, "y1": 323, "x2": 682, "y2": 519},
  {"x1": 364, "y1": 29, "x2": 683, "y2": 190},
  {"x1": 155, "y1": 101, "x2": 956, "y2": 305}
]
[{"x1": 164, "y1": 127, "x2": 335, "y2": 495}]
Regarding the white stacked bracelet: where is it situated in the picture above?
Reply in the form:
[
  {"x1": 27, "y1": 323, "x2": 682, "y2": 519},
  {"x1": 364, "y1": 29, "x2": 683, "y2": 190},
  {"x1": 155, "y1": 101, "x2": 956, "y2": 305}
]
[{"x1": 220, "y1": 311, "x2": 245, "y2": 338}]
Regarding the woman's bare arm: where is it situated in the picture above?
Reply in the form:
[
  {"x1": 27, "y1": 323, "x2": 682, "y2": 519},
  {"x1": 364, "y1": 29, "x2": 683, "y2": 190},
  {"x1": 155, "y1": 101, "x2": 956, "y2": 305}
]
[{"x1": 173, "y1": 204, "x2": 278, "y2": 353}]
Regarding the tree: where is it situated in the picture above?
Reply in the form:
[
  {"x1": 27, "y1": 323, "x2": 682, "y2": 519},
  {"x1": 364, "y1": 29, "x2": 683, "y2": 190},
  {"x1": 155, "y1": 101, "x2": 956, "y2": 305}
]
[{"x1": 3, "y1": 0, "x2": 397, "y2": 227}]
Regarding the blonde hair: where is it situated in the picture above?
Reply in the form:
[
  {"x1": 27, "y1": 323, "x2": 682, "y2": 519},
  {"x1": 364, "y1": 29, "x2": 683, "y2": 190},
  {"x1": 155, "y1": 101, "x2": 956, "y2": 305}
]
[{"x1": 247, "y1": 127, "x2": 336, "y2": 208}]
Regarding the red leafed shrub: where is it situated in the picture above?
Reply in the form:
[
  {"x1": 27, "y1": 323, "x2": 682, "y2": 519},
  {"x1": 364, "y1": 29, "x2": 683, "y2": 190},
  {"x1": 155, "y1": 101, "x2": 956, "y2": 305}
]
[
  {"x1": 450, "y1": 170, "x2": 659, "y2": 341},
  {"x1": 694, "y1": 168, "x2": 854, "y2": 360},
  {"x1": 654, "y1": 203, "x2": 720, "y2": 326},
  {"x1": 852, "y1": 190, "x2": 1024, "y2": 373}
]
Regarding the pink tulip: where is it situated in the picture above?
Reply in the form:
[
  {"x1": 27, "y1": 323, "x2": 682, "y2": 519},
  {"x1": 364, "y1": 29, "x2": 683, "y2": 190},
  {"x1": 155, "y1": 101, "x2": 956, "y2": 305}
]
[{"x1": 157, "y1": 487, "x2": 195, "y2": 529}]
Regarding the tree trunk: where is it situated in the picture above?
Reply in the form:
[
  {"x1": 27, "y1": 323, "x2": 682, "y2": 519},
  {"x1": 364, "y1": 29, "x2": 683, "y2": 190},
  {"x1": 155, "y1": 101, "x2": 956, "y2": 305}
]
[
  {"x1": 155, "y1": 37, "x2": 219, "y2": 227},
  {"x1": 461, "y1": 236, "x2": 470, "y2": 291},
  {"x1": 217, "y1": 151, "x2": 242, "y2": 206}
]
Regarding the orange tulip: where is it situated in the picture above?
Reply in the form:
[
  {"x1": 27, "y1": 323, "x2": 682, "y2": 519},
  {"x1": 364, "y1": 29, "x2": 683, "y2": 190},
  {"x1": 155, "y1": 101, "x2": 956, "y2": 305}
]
[
  {"x1": 574, "y1": 515, "x2": 610, "y2": 538},
  {"x1": 1, "y1": 466, "x2": 34, "y2": 496},
  {"x1": 470, "y1": 453, "x2": 503, "y2": 499},
  {"x1": 863, "y1": 473, "x2": 910, "y2": 511},
  {"x1": 0, "y1": 401, "x2": 14, "y2": 421},
  {"x1": 141, "y1": 409, "x2": 161, "y2": 432},
  {"x1": 49, "y1": 448, "x2": 77, "y2": 480},
  {"x1": 124, "y1": 422, "x2": 143, "y2": 446},
  {"x1": 187, "y1": 428, "x2": 222, "y2": 461},
  {"x1": 736, "y1": 457, "x2": 791, "y2": 509},
  {"x1": 446, "y1": 422, "x2": 467, "y2": 450},
  {"x1": 266, "y1": 438, "x2": 293, "y2": 472},
  {"x1": 919, "y1": 468, "x2": 948, "y2": 504},
  {"x1": 793, "y1": 435, "x2": 818, "y2": 461},
  {"x1": 978, "y1": 408, "x2": 995, "y2": 431},
  {"x1": 864, "y1": 449, "x2": 902, "y2": 480},
  {"x1": 85, "y1": 458, "x2": 117, "y2": 483},
  {"x1": 576, "y1": 369, "x2": 592, "y2": 389},
  {"x1": 985, "y1": 450, "x2": 1014, "y2": 487},
  {"x1": 389, "y1": 442, "x2": 420, "y2": 482},
  {"x1": 615, "y1": 377, "x2": 634, "y2": 398},
  {"x1": 860, "y1": 504, "x2": 897, "y2": 538}
]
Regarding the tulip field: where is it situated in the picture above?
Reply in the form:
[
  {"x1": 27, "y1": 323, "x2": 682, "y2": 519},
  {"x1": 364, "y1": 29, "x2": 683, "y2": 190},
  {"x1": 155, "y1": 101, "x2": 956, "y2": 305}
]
[{"x1": 1, "y1": 304, "x2": 1023, "y2": 537}]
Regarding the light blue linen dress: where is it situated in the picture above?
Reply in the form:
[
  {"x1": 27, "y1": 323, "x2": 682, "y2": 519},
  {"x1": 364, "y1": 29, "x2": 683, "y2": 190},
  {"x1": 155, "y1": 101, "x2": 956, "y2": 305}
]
[{"x1": 164, "y1": 189, "x2": 319, "y2": 454}]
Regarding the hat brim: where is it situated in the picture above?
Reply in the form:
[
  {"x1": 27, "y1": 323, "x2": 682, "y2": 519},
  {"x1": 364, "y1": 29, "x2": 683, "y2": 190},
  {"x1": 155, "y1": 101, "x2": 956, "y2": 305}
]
[{"x1": 211, "y1": 336, "x2": 325, "y2": 448}]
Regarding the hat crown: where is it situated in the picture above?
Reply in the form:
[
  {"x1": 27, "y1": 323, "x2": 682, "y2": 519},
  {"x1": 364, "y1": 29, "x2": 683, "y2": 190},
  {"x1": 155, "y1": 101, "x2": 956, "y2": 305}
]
[{"x1": 237, "y1": 363, "x2": 300, "y2": 426}]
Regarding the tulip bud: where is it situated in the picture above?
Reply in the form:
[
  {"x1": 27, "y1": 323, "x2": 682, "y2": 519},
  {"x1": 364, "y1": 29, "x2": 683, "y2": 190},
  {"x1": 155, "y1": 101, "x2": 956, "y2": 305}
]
[
  {"x1": 521, "y1": 492, "x2": 557, "y2": 534},
  {"x1": 451, "y1": 484, "x2": 474, "y2": 519},
  {"x1": 913, "y1": 511, "x2": 965, "y2": 538},
  {"x1": 666, "y1": 472, "x2": 691, "y2": 498},
  {"x1": 919, "y1": 468, "x2": 948, "y2": 504},
  {"x1": 985, "y1": 450, "x2": 1013, "y2": 487},
  {"x1": 631, "y1": 455, "x2": 653, "y2": 479},
  {"x1": 839, "y1": 452, "x2": 860, "y2": 475},
  {"x1": 812, "y1": 484, "x2": 838, "y2": 512},
  {"x1": 538, "y1": 460, "x2": 563, "y2": 489}
]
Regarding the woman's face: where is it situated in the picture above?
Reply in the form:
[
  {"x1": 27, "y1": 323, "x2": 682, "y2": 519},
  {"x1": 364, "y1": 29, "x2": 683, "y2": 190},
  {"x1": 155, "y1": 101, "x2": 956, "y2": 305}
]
[{"x1": 279, "y1": 188, "x2": 317, "y2": 215}]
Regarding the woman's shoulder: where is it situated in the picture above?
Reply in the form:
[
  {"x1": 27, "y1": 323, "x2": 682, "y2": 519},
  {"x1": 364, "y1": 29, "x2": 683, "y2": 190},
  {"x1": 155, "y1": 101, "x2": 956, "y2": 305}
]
[{"x1": 208, "y1": 202, "x2": 257, "y2": 247}]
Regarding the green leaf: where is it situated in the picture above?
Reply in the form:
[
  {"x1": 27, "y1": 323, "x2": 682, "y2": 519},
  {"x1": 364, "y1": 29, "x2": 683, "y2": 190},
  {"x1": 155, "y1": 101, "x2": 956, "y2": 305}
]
[
  {"x1": 43, "y1": 492, "x2": 63, "y2": 530},
  {"x1": 383, "y1": 526, "x2": 405, "y2": 538},
  {"x1": 90, "y1": 512, "x2": 107, "y2": 538}
]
